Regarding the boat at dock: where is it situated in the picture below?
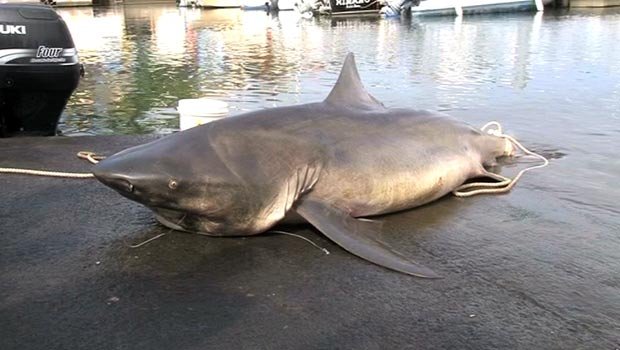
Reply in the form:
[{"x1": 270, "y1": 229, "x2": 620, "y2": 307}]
[
  {"x1": 328, "y1": 0, "x2": 382, "y2": 15},
  {"x1": 271, "y1": 0, "x2": 297, "y2": 10},
  {"x1": 239, "y1": 0, "x2": 297, "y2": 11},
  {"x1": 409, "y1": 0, "x2": 549, "y2": 16},
  {"x1": 178, "y1": 0, "x2": 200, "y2": 7},
  {"x1": 308, "y1": 0, "x2": 551, "y2": 16},
  {"x1": 240, "y1": 0, "x2": 268, "y2": 10},
  {"x1": 0, "y1": 0, "x2": 93, "y2": 5},
  {"x1": 198, "y1": 0, "x2": 241, "y2": 8}
]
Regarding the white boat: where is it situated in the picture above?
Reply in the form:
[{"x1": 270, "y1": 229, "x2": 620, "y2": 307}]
[
  {"x1": 0, "y1": 0, "x2": 93, "y2": 5},
  {"x1": 241, "y1": 0, "x2": 267, "y2": 10},
  {"x1": 410, "y1": 0, "x2": 549, "y2": 15},
  {"x1": 271, "y1": 0, "x2": 297, "y2": 10},
  {"x1": 178, "y1": 0, "x2": 200, "y2": 7},
  {"x1": 198, "y1": 0, "x2": 240, "y2": 8}
]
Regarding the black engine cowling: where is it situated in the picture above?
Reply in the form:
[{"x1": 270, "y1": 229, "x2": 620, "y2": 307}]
[{"x1": 0, "y1": 3, "x2": 82, "y2": 137}]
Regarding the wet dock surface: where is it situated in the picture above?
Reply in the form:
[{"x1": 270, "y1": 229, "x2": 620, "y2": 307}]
[{"x1": 1, "y1": 136, "x2": 618, "y2": 349}]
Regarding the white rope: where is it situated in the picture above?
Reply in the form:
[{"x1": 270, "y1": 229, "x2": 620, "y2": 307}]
[
  {"x1": 0, "y1": 151, "x2": 105, "y2": 179},
  {"x1": 0, "y1": 167, "x2": 94, "y2": 178},
  {"x1": 77, "y1": 151, "x2": 105, "y2": 164},
  {"x1": 452, "y1": 121, "x2": 549, "y2": 197}
]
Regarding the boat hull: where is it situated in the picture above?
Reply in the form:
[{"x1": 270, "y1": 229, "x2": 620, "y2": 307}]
[
  {"x1": 411, "y1": 0, "x2": 550, "y2": 15},
  {"x1": 199, "y1": 0, "x2": 241, "y2": 8}
]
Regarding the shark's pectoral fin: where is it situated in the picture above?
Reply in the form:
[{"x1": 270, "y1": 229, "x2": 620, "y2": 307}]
[{"x1": 295, "y1": 199, "x2": 441, "y2": 278}]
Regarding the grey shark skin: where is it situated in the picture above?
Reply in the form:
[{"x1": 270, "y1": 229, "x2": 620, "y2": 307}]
[{"x1": 93, "y1": 53, "x2": 513, "y2": 278}]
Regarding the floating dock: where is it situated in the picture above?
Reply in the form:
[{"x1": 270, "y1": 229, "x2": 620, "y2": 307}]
[{"x1": 0, "y1": 136, "x2": 618, "y2": 349}]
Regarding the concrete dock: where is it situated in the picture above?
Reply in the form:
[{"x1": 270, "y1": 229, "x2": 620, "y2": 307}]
[
  {"x1": 569, "y1": 0, "x2": 620, "y2": 7},
  {"x1": 1, "y1": 136, "x2": 619, "y2": 349}
]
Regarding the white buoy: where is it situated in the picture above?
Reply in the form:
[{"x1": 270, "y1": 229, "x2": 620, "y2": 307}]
[{"x1": 178, "y1": 98, "x2": 229, "y2": 131}]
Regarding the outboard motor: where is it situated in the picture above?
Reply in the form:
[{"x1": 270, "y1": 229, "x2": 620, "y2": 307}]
[{"x1": 0, "y1": 3, "x2": 82, "y2": 137}]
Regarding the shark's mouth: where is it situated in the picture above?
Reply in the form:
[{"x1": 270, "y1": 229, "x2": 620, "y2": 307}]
[
  {"x1": 151, "y1": 207, "x2": 189, "y2": 232},
  {"x1": 151, "y1": 207, "x2": 224, "y2": 236}
]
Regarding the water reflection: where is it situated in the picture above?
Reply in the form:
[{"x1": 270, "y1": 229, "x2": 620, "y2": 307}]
[{"x1": 57, "y1": 6, "x2": 620, "y2": 136}]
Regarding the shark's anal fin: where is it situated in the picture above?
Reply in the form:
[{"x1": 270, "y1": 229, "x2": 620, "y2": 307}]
[
  {"x1": 324, "y1": 53, "x2": 385, "y2": 110},
  {"x1": 295, "y1": 199, "x2": 441, "y2": 278}
]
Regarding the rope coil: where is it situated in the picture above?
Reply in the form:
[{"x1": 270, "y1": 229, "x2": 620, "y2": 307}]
[{"x1": 452, "y1": 121, "x2": 549, "y2": 197}]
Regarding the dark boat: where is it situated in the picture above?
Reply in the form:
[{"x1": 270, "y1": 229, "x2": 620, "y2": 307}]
[
  {"x1": 329, "y1": 0, "x2": 381, "y2": 15},
  {"x1": 0, "y1": 3, "x2": 82, "y2": 137}
]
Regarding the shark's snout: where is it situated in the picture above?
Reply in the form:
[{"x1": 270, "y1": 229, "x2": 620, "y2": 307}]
[{"x1": 93, "y1": 162, "x2": 135, "y2": 194}]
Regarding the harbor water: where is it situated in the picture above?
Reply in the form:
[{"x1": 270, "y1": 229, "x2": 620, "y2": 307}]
[{"x1": 58, "y1": 6, "x2": 620, "y2": 137}]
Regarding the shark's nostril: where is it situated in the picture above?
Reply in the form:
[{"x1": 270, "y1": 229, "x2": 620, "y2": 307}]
[
  {"x1": 109, "y1": 178, "x2": 134, "y2": 193},
  {"x1": 95, "y1": 172, "x2": 135, "y2": 194},
  {"x1": 115, "y1": 178, "x2": 133, "y2": 193}
]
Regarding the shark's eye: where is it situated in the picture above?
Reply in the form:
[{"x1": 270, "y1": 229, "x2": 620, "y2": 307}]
[{"x1": 168, "y1": 179, "x2": 178, "y2": 190}]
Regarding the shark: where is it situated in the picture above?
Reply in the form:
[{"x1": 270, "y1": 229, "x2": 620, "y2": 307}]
[{"x1": 93, "y1": 53, "x2": 514, "y2": 278}]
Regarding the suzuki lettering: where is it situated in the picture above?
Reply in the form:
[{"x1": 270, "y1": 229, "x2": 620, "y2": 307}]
[{"x1": 0, "y1": 24, "x2": 26, "y2": 35}]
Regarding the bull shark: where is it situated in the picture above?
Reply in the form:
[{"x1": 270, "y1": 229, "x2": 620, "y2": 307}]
[{"x1": 93, "y1": 53, "x2": 515, "y2": 278}]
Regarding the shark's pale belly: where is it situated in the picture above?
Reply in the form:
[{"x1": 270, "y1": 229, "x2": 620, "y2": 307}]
[{"x1": 311, "y1": 146, "x2": 479, "y2": 217}]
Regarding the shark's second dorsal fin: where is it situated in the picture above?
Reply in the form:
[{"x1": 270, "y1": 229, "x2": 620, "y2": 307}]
[{"x1": 324, "y1": 53, "x2": 384, "y2": 110}]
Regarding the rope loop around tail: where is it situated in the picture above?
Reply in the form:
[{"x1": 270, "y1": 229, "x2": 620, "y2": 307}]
[{"x1": 452, "y1": 121, "x2": 549, "y2": 197}]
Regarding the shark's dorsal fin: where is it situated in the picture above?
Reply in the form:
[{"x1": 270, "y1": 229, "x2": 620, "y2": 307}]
[{"x1": 324, "y1": 53, "x2": 384, "y2": 110}]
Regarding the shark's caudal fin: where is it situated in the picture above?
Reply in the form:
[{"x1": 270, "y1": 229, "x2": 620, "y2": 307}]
[
  {"x1": 296, "y1": 199, "x2": 441, "y2": 278},
  {"x1": 324, "y1": 53, "x2": 385, "y2": 110}
]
